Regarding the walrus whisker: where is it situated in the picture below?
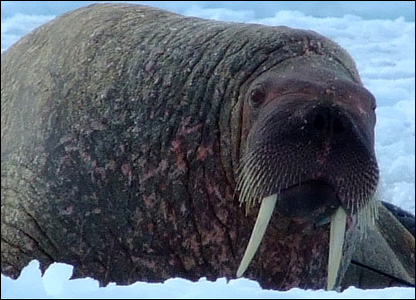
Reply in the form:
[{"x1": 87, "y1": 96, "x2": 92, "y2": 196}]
[
  {"x1": 237, "y1": 193, "x2": 278, "y2": 278},
  {"x1": 236, "y1": 153, "x2": 259, "y2": 188},
  {"x1": 251, "y1": 167, "x2": 272, "y2": 200},
  {"x1": 240, "y1": 159, "x2": 283, "y2": 212},
  {"x1": 245, "y1": 175, "x2": 268, "y2": 211},
  {"x1": 240, "y1": 169, "x2": 260, "y2": 210},
  {"x1": 236, "y1": 156, "x2": 257, "y2": 194},
  {"x1": 356, "y1": 195, "x2": 379, "y2": 239},
  {"x1": 237, "y1": 165, "x2": 255, "y2": 205},
  {"x1": 264, "y1": 166, "x2": 287, "y2": 201},
  {"x1": 236, "y1": 153, "x2": 257, "y2": 178},
  {"x1": 237, "y1": 155, "x2": 272, "y2": 211}
]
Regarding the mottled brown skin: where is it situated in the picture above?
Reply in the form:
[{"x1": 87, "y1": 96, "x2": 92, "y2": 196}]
[{"x1": 1, "y1": 3, "x2": 414, "y2": 290}]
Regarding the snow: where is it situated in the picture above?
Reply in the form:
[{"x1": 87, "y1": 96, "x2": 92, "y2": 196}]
[
  {"x1": 1, "y1": 1, "x2": 415, "y2": 299},
  {"x1": 2, "y1": 261, "x2": 414, "y2": 299}
]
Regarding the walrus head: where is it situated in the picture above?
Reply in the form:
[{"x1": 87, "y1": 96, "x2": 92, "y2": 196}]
[{"x1": 235, "y1": 66, "x2": 379, "y2": 290}]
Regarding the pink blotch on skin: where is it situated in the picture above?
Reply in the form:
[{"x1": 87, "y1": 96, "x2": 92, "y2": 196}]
[
  {"x1": 179, "y1": 116, "x2": 203, "y2": 136},
  {"x1": 143, "y1": 193, "x2": 156, "y2": 208},
  {"x1": 196, "y1": 145, "x2": 214, "y2": 161},
  {"x1": 121, "y1": 163, "x2": 133, "y2": 186}
]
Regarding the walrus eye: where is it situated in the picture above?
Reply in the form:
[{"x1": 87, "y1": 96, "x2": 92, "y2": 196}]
[{"x1": 249, "y1": 86, "x2": 266, "y2": 108}]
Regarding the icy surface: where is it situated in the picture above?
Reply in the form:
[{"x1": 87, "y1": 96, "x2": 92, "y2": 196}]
[{"x1": 1, "y1": 261, "x2": 415, "y2": 299}]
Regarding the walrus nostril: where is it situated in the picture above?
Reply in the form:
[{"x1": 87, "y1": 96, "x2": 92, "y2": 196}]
[
  {"x1": 313, "y1": 113, "x2": 327, "y2": 132},
  {"x1": 333, "y1": 117, "x2": 345, "y2": 134},
  {"x1": 309, "y1": 106, "x2": 345, "y2": 136}
]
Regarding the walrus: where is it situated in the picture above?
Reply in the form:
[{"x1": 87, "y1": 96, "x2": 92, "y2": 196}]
[{"x1": 1, "y1": 3, "x2": 414, "y2": 291}]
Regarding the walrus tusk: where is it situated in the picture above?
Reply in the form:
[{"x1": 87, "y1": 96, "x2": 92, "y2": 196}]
[
  {"x1": 236, "y1": 194, "x2": 277, "y2": 277},
  {"x1": 237, "y1": 195, "x2": 348, "y2": 288},
  {"x1": 327, "y1": 206, "x2": 347, "y2": 290}
]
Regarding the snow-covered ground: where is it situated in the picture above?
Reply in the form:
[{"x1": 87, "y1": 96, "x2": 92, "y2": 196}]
[
  {"x1": 1, "y1": 260, "x2": 414, "y2": 299},
  {"x1": 1, "y1": 1, "x2": 415, "y2": 299}
]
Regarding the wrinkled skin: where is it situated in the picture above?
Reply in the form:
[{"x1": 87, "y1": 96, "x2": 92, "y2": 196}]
[{"x1": 1, "y1": 3, "x2": 414, "y2": 290}]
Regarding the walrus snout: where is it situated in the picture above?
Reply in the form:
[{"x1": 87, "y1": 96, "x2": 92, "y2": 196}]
[{"x1": 238, "y1": 81, "x2": 379, "y2": 215}]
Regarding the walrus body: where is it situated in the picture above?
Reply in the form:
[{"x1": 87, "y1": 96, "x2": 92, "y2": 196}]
[{"x1": 1, "y1": 4, "x2": 414, "y2": 290}]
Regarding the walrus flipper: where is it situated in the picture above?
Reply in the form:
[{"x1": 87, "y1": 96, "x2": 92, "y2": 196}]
[
  {"x1": 382, "y1": 201, "x2": 415, "y2": 237},
  {"x1": 342, "y1": 203, "x2": 415, "y2": 289}
]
